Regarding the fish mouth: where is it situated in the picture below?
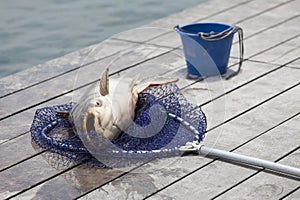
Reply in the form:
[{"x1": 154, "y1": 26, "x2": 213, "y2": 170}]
[
  {"x1": 85, "y1": 113, "x2": 97, "y2": 134},
  {"x1": 82, "y1": 111, "x2": 121, "y2": 141}
]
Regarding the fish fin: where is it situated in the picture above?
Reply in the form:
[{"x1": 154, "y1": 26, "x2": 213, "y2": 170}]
[
  {"x1": 99, "y1": 67, "x2": 109, "y2": 96},
  {"x1": 134, "y1": 77, "x2": 179, "y2": 94}
]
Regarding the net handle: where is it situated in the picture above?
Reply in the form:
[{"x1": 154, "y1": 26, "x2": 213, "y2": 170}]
[{"x1": 199, "y1": 145, "x2": 300, "y2": 178}]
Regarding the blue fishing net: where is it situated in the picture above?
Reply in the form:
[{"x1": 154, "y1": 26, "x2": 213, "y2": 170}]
[{"x1": 31, "y1": 83, "x2": 207, "y2": 167}]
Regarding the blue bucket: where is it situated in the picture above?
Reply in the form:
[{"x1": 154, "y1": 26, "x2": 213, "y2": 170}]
[{"x1": 175, "y1": 22, "x2": 244, "y2": 79}]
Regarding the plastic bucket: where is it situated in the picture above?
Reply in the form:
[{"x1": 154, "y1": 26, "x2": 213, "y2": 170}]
[{"x1": 175, "y1": 22, "x2": 243, "y2": 79}]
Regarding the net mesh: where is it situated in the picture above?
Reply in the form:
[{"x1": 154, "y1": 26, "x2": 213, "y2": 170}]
[{"x1": 31, "y1": 83, "x2": 207, "y2": 167}]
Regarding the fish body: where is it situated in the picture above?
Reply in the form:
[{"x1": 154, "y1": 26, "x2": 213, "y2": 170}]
[{"x1": 69, "y1": 68, "x2": 178, "y2": 141}]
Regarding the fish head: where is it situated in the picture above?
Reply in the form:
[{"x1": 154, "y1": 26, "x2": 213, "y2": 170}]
[{"x1": 70, "y1": 68, "x2": 121, "y2": 140}]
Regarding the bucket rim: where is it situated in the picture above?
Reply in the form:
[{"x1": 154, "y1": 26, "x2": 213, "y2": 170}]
[{"x1": 175, "y1": 21, "x2": 235, "y2": 36}]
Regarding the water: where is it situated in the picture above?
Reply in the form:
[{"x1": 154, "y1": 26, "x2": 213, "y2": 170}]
[{"x1": 0, "y1": 0, "x2": 206, "y2": 78}]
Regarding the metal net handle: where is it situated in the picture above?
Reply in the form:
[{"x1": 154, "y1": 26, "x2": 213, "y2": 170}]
[{"x1": 174, "y1": 25, "x2": 244, "y2": 80}]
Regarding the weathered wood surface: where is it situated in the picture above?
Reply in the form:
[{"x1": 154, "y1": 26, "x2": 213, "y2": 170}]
[{"x1": 0, "y1": 0, "x2": 299, "y2": 199}]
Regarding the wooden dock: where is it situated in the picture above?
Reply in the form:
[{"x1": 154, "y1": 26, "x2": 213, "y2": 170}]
[{"x1": 0, "y1": 0, "x2": 299, "y2": 199}]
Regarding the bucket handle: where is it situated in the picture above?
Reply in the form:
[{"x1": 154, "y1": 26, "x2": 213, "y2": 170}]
[
  {"x1": 174, "y1": 25, "x2": 244, "y2": 80},
  {"x1": 225, "y1": 26, "x2": 244, "y2": 80}
]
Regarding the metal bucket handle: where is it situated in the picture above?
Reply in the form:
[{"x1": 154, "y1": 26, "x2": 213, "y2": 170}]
[{"x1": 174, "y1": 25, "x2": 244, "y2": 79}]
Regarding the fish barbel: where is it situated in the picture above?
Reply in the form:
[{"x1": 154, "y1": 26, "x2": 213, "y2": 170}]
[{"x1": 67, "y1": 68, "x2": 178, "y2": 141}]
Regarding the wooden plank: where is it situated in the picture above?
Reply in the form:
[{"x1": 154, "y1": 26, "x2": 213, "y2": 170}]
[
  {"x1": 111, "y1": 27, "x2": 170, "y2": 43},
  {"x1": 10, "y1": 176, "x2": 82, "y2": 200},
  {"x1": 0, "y1": 48, "x2": 182, "y2": 141},
  {"x1": 78, "y1": 85, "x2": 300, "y2": 200},
  {"x1": 0, "y1": 93, "x2": 72, "y2": 144},
  {"x1": 0, "y1": 134, "x2": 34, "y2": 171},
  {"x1": 140, "y1": 64, "x2": 300, "y2": 199},
  {"x1": 141, "y1": 0, "x2": 275, "y2": 48},
  {"x1": 230, "y1": 0, "x2": 300, "y2": 39},
  {"x1": 0, "y1": 111, "x2": 31, "y2": 144},
  {"x1": 0, "y1": 48, "x2": 188, "y2": 186},
  {"x1": 0, "y1": 54, "x2": 296, "y2": 198},
  {"x1": 0, "y1": 54, "x2": 188, "y2": 200},
  {"x1": 147, "y1": 0, "x2": 296, "y2": 49},
  {"x1": 149, "y1": 151, "x2": 299, "y2": 200},
  {"x1": 214, "y1": 149, "x2": 300, "y2": 199},
  {"x1": 0, "y1": 39, "x2": 135, "y2": 98},
  {"x1": 198, "y1": 66, "x2": 300, "y2": 129},
  {"x1": 161, "y1": 34, "x2": 299, "y2": 106},
  {"x1": 12, "y1": 164, "x2": 137, "y2": 200},
  {"x1": 0, "y1": 57, "x2": 247, "y2": 199},
  {"x1": 79, "y1": 157, "x2": 213, "y2": 200},
  {"x1": 138, "y1": 0, "x2": 252, "y2": 29},
  {"x1": 284, "y1": 187, "x2": 300, "y2": 200},
  {"x1": 0, "y1": 48, "x2": 185, "y2": 144},
  {"x1": 287, "y1": 59, "x2": 300, "y2": 69},
  {"x1": 199, "y1": 90, "x2": 300, "y2": 152},
  {"x1": 0, "y1": 44, "x2": 172, "y2": 120},
  {"x1": 231, "y1": 15, "x2": 300, "y2": 59},
  {"x1": 1, "y1": 58, "x2": 297, "y2": 198},
  {"x1": 210, "y1": 0, "x2": 294, "y2": 25},
  {"x1": 0, "y1": 57, "x2": 272, "y2": 171},
  {"x1": 0, "y1": 154, "x2": 78, "y2": 199},
  {"x1": 0, "y1": 49, "x2": 186, "y2": 170},
  {"x1": 179, "y1": 60, "x2": 279, "y2": 106},
  {"x1": 76, "y1": 62, "x2": 296, "y2": 198},
  {"x1": 251, "y1": 36, "x2": 300, "y2": 67},
  {"x1": 147, "y1": 96, "x2": 300, "y2": 200}
]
